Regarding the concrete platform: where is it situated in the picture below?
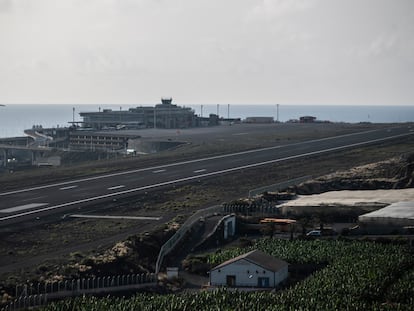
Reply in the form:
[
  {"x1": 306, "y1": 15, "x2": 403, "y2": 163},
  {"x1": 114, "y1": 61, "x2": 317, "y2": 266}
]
[
  {"x1": 279, "y1": 189, "x2": 414, "y2": 207},
  {"x1": 279, "y1": 189, "x2": 414, "y2": 231}
]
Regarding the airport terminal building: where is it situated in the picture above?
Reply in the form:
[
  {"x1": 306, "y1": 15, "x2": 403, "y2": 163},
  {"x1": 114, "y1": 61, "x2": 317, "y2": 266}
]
[{"x1": 79, "y1": 98, "x2": 197, "y2": 130}]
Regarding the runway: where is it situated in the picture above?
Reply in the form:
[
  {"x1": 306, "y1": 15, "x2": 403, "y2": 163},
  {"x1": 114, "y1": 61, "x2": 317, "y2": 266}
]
[{"x1": 1, "y1": 125, "x2": 413, "y2": 226}]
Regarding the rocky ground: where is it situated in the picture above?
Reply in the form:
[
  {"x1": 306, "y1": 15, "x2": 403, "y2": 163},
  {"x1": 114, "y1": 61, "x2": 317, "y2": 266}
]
[{"x1": 295, "y1": 153, "x2": 414, "y2": 194}]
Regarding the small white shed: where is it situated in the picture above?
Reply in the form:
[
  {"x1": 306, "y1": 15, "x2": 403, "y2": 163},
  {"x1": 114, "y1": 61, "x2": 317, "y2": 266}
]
[{"x1": 209, "y1": 250, "x2": 288, "y2": 288}]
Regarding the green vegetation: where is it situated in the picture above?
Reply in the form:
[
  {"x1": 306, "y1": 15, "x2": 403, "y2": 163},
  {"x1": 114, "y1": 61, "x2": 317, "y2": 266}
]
[
  {"x1": 41, "y1": 239, "x2": 414, "y2": 310},
  {"x1": 385, "y1": 268, "x2": 414, "y2": 305},
  {"x1": 207, "y1": 238, "x2": 408, "y2": 264}
]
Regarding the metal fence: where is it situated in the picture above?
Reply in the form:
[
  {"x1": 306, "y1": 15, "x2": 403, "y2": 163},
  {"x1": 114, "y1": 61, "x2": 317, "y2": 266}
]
[
  {"x1": 1, "y1": 294, "x2": 47, "y2": 311},
  {"x1": 248, "y1": 175, "x2": 312, "y2": 198},
  {"x1": 1, "y1": 273, "x2": 156, "y2": 311},
  {"x1": 222, "y1": 201, "x2": 279, "y2": 216}
]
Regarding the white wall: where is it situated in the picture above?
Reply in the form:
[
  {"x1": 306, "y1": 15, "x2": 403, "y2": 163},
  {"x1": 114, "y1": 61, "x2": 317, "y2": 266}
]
[
  {"x1": 274, "y1": 265, "x2": 288, "y2": 285},
  {"x1": 223, "y1": 215, "x2": 236, "y2": 240},
  {"x1": 210, "y1": 259, "x2": 287, "y2": 288}
]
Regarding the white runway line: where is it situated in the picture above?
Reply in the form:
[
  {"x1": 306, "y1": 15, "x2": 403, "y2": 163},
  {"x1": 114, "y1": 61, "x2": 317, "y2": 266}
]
[
  {"x1": 107, "y1": 185, "x2": 126, "y2": 190},
  {"x1": 1, "y1": 203, "x2": 48, "y2": 213},
  {"x1": 59, "y1": 185, "x2": 78, "y2": 190},
  {"x1": 69, "y1": 214, "x2": 161, "y2": 221},
  {"x1": 194, "y1": 169, "x2": 207, "y2": 173},
  {"x1": 153, "y1": 169, "x2": 166, "y2": 173}
]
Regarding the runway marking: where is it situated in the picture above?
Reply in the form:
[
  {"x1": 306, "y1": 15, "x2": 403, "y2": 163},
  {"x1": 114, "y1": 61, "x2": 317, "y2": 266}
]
[
  {"x1": 153, "y1": 169, "x2": 166, "y2": 173},
  {"x1": 20, "y1": 196, "x2": 47, "y2": 202},
  {"x1": 0, "y1": 128, "x2": 390, "y2": 197},
  {"x1": 69, "y1": 214, "x2": 161, "y2": 221},
  {"x1": 2, "y1": 131, "x2": 413, "y2": 223},
  {"x1": 0, "y1": 203, "x2": 48, "y2": 213},
  {"x1": 194, "y1": 169, "x2": 206, "y2": 173},
  {"x1": 232, "y1": 132, "x2": 249, "y2": 136},
  {"x1": 59, "y1": 185, "x2": 78, "y2": 190},
  {"x1": 108, "y1": 185, "x2": 125, "y2": 190}
]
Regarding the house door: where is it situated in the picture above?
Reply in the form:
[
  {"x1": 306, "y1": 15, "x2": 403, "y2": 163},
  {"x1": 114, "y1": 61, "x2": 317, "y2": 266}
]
[
  {"x1": 258, "y1": 277, "x2": 270, "y2": 288},
  {"x1": 226, "y1": 275, "x2": 236, "y2": 287}
]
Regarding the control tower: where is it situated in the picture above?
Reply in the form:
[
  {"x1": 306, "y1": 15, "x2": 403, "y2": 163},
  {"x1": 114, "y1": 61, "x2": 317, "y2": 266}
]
[{"x1": 161, "y1": 97, "x2": 173, "y2": 105}]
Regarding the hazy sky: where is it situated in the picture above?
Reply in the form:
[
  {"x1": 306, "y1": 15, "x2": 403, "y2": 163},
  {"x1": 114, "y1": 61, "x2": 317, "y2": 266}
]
[{"x1": 1, "y1": 0, "x2": 413, "y2": 105}]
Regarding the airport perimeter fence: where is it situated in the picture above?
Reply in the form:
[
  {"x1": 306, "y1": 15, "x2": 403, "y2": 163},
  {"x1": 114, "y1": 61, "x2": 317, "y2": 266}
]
[
  {"x1": 155, "y1": 205, "x2": 223, "y2": 274},
  {"x1": 1, "y1": 273, "x2": 157, "y2": 311},
  {"x1": 221, "y1": 176, "x2": 313, "y2": 216},
  {"x1": 222, "y1": 200, "x2": 279, "y2": 215}
]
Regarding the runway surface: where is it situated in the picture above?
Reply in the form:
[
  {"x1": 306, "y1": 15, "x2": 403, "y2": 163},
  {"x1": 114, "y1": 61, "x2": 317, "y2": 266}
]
[{"x1": 1, "y1": 125, "x2": 413, "y2": 226}]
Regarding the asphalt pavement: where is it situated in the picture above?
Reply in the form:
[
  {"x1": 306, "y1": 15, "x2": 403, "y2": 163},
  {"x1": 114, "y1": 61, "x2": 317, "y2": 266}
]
[{"x1": 1, "y1": 125, "x2": 413, "y2": 227}]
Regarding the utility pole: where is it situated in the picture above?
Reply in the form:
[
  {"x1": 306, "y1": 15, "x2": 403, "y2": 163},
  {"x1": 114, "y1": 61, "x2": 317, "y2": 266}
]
[
  {"x1": 217, "y1": 104, "x2": 219, "y2": 117},
  {"x1": 228, "y1": 104, "x2": 230, "y2": 119},
  {"x1": 72, "y1": 107, "x2": 75, "y2": 123},
  {"x1": 201, "y1": 105, "x2": 203, "y2": 118},
  {"x1": 154, "y1": 106, "x2": 156, "y2": 129},
  {"x1": 276, "y1": 104, "x2": 279, "y2": 122}
]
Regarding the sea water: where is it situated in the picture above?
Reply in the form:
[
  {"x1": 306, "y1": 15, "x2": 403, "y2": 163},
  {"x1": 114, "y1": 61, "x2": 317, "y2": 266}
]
[{"x1": 0, "y1": 104, "x2": 413, "y2": 138}]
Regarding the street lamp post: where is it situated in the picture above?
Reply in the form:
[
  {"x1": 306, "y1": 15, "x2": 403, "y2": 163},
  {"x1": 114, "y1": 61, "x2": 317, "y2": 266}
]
[
  {"x1": 154, "y1": 106, "x2": 156, "y2": 129},
  {"x1": 276, "y1": 104, "x2": 280, "y2": 122}
]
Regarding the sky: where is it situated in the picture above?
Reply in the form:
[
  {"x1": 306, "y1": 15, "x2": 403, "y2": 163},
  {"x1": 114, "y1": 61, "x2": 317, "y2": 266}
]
[{"x1": 0, "y1": 0, "x2": 413, "y2": 106}]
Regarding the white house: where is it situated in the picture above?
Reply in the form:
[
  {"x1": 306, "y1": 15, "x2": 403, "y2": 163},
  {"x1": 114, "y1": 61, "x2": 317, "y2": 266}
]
[{"x1": 209, "y1": 250, "x2": 288, "y2": 288}]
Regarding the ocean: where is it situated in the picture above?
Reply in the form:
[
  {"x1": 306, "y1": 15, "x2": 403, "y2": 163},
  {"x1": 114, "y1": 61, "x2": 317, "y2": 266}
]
[{"x1": 0, "y1": 104, "x2": 413, "y2": 138}]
